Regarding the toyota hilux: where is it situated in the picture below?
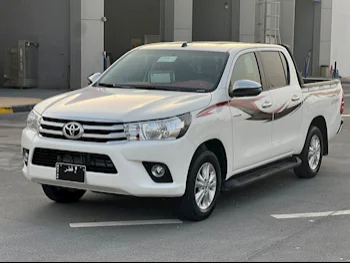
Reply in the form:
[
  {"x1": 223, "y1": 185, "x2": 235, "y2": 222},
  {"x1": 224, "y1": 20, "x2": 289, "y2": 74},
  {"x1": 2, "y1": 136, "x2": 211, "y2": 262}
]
[{"x1": 21, "y1": 42, "x2": 344, "y2": 221}]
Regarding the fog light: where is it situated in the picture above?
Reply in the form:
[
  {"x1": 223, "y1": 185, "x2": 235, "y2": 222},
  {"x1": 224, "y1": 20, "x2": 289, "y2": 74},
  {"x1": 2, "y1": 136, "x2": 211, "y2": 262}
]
[
  {"x1": 143, "y1": 162, "x2": 173, "y2": 183},
  {"x1": 22, "y1": 148, "x2": 29, "y2": 165},
  {"x1": 151, "y1": 165, "x2": 166, "y2": 178}
]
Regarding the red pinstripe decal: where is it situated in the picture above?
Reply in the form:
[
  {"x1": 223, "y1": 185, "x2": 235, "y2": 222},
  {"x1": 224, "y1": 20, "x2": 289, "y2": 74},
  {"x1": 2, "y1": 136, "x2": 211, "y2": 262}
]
[
  {"x1": 273, "y1": 102, "x2": 287, "y2": 114},
  {"x1": 196, "y1": 101, "x2": 228, "y2": 118}
]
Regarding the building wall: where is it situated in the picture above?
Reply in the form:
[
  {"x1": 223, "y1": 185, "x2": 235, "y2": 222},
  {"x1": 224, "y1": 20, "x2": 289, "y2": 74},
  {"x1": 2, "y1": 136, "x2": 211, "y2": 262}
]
[
  {"x1": 240, "y1": 0, "x2": 256, "y2": 43},
  {"x1": 330, "y1": 0, "x2": 350, "y2": 77},
  {"x1": 104, "y1": 0, "x2": 160, "y2": 62},
  {"x1": 293, "y1": 0, "x2": 316, "y2": 76},
  {"x1": 279, "y1": 0, "x2": 295, "y2": 51},
  {"x1": 254, "y1": 0, "x2": 295, "y2": 47},
  {"x1": 173, "y1": 0, "x2": 193, "y2": 41},
  {"x1": 319, "y1": 0, "x2": 333, "y2": 74},
  {"x1": 80, "y1": 0, "x2": 104, "y2": 87},
  {"x1": 312, "y1": 2, "x2": 321, "y2": 77},
  {"x1": 193, "y1": 0, "x2": 240, "y2": 41},
  {"x1": 160, "y1": 0, "x2": 193, "y2": 42},
  {"x1": 160, "y1": 0, "x2": 174, "y2": 41},
  {"x1": 0, "y1": 0, "x2": 70, "y2": 89}
]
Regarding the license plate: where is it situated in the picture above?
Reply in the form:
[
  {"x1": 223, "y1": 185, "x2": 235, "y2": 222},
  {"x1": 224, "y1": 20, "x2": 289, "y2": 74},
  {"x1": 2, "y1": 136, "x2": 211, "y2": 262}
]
[{"x1": 56, "y1": 163, "x2": 86, "y2": 183}]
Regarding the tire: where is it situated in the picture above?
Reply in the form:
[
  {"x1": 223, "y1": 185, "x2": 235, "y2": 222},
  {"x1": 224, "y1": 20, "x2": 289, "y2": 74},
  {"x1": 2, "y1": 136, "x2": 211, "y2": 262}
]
[
  {"x1": 178, "y1": 150, "x2": 222, "y2": 221},
  {"x1": 294, "y1": 126, "x2": 324, "y2": 179},
  {"x1": 42, "y1": 185, "x2": 86, "y2": 203}
]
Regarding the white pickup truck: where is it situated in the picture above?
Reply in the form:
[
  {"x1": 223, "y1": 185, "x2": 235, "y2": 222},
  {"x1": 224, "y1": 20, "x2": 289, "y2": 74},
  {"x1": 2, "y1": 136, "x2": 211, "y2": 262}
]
[{"x1": 21, "y1": 42, "x2": 344, "y2": 221}]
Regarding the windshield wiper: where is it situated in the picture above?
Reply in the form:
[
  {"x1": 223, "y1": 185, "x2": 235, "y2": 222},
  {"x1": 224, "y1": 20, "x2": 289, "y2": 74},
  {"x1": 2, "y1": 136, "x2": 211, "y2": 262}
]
[
  {"x1": 98, "y1": 83, "x2": 117, "y2": 87},
  {"x1": 130, "y1": 85, "x2": 207, "y2": 93},
  {"x1": 97, "y1": 84, "x2": 167, "y2": 91},
  {"x1": 97, "y1": 83, "x2": 135, "y2": 89},
  {"x1": 97, "y1": 83, "x2": 207, "y2": 93}
]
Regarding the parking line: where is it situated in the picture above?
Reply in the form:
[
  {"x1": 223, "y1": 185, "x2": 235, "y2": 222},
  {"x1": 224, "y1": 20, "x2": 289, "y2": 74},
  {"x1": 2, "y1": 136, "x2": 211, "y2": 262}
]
[
  {"x1": 342, "y1": 114, "x2": 350, "y2": 118},
  {"x1": 271, "y1": 210, "x2": 350, "y2": 219},
  {"x1": 332, "y1": 210, "x2": 350, "y2": 216},
  {"x1": 69, "y1": 219, "x2": 183, "y2": 228},
  {"x1": 344, "y1": 94, "x2": 350, "y2": 98}
]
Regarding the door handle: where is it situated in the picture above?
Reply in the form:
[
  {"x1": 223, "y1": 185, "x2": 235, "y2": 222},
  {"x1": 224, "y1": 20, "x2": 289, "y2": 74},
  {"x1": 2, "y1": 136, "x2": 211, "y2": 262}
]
[
  {"x1": 291, "y1": 94, "x2": 300, "y2": 101},
  {"x1": 262, "y1": 101, "x2": 273, "y2": 108}
]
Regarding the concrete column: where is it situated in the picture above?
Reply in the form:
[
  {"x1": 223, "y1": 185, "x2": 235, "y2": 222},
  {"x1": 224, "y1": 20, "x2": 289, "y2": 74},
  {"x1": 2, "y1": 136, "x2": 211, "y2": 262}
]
[
  {"x1": 319, "y1": 0, "x2": 332, "y2": 69},
  {"x1": 239, "y1": 0, "x2": 256, "y2": 43},
  {"x1": 279, "y1": 0, "x2": 295, "y2": 50},
  {"x1": 70, "y1": 0, "x2": 82, "y2": 90},
  {"x1": 312, "y1": 1, "x2": 322, "y2": 76},
  {"x1": 69, "y1": 0, "x2": 105, "y2": 90},
  {"x1": 231, "y1": 0, "x2": 241, "y2": 41},
  {"x1": 161, "y1": 0, "x2": 193, "y2": 42}
]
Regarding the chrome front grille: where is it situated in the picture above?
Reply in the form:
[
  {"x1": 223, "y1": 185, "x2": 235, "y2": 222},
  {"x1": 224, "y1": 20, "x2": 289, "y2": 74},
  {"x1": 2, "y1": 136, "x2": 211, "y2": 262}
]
[{"x1": 39, "y1": 117, "x2": 127, "y2": 143}]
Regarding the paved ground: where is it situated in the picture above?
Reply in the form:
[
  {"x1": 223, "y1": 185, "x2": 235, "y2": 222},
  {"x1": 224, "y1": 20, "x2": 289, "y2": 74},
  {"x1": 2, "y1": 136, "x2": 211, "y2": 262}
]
[
  {"x1": 0, "y1": 88, "x2": 67, "y2": 100},
  {"x1": 0, "y1": 85, "x2": 350, "y2": 261},
  {"x1": 0, "y1": 88, "x2": 68, "y2": 113},
  {"x1": 0, "y1": 97, "x2": 41, "y2": 107}
]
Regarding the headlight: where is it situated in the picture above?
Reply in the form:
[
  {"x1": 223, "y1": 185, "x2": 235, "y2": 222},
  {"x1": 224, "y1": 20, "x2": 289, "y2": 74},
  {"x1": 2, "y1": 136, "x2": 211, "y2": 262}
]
[
  {"x1": 26, "y1": 110, "x2": 41, "y2": 133},
  {"x1": 124, "y1": 113, "x2": 192, "y2": 141}
]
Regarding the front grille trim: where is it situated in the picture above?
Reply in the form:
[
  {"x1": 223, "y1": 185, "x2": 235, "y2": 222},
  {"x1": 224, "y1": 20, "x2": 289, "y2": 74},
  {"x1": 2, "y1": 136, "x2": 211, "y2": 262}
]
[
  {"x1": 39, "y1": 116, "x2": 128, "y2": 143},
  {"x1": 42, "y1": 117, "x2": 120, "y2": 126},
  {"x1": 32, "y1": 148, "x2": 118, "y2": 174}
]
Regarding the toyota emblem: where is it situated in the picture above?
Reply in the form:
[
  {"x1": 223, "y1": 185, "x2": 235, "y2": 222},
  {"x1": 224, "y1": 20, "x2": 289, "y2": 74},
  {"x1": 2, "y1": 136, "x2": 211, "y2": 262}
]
[{"x1": 62, "y1": 122, "x2": 84, "y2": 140}]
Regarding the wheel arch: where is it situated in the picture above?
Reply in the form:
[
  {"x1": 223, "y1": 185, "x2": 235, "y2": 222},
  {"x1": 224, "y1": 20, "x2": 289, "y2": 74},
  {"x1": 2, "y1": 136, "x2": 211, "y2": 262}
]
[
  {"x1": 190, "y1": 139, "x2": 228, "y2": 183},
  {"x1": 309, "y1": 116, "x2": 328, "y2": 155}
]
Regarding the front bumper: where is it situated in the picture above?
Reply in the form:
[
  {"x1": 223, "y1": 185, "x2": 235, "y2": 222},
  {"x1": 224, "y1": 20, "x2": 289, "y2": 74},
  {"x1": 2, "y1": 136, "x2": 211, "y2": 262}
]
[{"x1": 21, "y1": 128, "x2": 196, "y2": 197}]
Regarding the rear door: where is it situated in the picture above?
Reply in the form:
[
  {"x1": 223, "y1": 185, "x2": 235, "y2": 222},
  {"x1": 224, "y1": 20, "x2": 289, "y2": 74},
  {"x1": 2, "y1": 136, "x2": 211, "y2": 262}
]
[
  {"x1": 258, "y1": 49, "x2": 303, "y2": 157},
  {"x1": 228, "y1": 50, "x2": 274, "y2": 171}
]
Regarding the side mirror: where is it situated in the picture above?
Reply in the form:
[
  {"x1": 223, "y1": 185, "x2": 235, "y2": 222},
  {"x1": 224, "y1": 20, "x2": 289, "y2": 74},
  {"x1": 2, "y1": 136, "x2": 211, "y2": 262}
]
[
  {"x1": 229, "y1": 80, "x2": 262, "y2": 97},
  {"x1": 88, "y1": 72, "x2": 102, "y2": 85}
]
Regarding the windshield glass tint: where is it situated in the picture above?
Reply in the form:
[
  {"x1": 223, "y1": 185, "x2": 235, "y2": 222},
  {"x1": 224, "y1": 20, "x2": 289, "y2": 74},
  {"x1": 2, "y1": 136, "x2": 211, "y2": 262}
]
[{"x1": 96, "y1": 49, "x2": 229, "y2": 92}]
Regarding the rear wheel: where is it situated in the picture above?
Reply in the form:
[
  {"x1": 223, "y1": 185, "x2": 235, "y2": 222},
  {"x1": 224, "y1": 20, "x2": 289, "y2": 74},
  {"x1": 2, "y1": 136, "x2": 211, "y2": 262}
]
[
  {"x1": 42, "y1": 185, "x2": 86, "y2": 203},
  {"x1": 178, "y1": 150, "x2": 222, "y2": 221},
  {"x1": 294, "y1": 126, "x2": 323, "y2": 179}
]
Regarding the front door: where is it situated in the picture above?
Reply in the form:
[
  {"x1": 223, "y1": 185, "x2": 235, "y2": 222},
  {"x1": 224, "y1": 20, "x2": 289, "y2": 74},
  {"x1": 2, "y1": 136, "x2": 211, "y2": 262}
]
[{"x1": 228, "y1": 51, "x2": 274, "y2": 171}]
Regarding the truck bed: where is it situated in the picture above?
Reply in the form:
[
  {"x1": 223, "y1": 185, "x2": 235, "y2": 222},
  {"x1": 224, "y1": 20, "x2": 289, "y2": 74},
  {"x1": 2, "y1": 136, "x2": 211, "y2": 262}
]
[{"x1": 301, "y1": 78, "x2": 341, "y2": 89}]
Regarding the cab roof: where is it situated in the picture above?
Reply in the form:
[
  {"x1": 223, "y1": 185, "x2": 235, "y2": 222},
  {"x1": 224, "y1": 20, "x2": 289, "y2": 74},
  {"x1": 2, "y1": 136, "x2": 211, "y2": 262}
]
[{"x1": 137, "y1": 41, "x2": 282, "y2": 53}]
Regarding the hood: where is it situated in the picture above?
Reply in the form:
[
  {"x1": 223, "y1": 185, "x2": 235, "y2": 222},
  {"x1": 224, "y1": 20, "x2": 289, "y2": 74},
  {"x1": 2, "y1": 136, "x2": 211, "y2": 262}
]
[{"x1": 34, "y1": 87, "x2": 212, "y2": 122}]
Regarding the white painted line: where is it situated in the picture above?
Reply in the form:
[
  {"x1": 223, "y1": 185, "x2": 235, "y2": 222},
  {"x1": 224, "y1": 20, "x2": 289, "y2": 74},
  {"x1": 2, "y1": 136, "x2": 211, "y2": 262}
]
[
  {"x1": 271, "y1": 210, "x2": 350, "y2": 220},
  {"x1": 342, "y1": 114, "x2": 350, "y2": 118},
  {"x1": 271, "y1": 211, "x2": 334, "y2": 219},
  {"x1": 332, "y1": 210, "x2": 350, "y2": 216},
  {"x1": 344, "y1": 94, "x2": 350, "y2": 98},
  {"x1": 69, "y1": 219, "x2": 183, "y2": 228}
]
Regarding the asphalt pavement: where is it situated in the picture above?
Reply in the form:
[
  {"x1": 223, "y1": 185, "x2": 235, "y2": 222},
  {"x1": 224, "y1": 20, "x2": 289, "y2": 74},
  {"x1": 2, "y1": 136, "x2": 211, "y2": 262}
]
[{"x1": 1, "y1": 85, "x2": 350, "y2": 261}]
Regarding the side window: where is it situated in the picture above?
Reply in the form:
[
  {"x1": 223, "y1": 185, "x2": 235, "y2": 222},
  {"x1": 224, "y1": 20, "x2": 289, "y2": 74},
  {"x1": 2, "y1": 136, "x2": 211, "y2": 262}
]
[
  {"x1": 260, "y1": 51, "x2": 288, "y2": 89},
  {"x1": 231, "y1": 52, "x2": 262, "y2": 87},
  {"x1": 279, "y1": 52, "x2": 290, "y2": 85}
]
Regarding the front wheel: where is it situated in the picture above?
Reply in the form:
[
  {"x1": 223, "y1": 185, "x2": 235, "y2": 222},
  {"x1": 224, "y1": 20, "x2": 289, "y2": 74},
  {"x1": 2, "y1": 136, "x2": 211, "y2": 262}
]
[
  {"x1": 178, "y1": 150, "x2": 222, "y2": 221},
  {"x1": 42, "y1": 185, "x2": 86, "y2": 203},
  {"x1": 294, "y1": 126, "x2": 323, "y2": 179}
]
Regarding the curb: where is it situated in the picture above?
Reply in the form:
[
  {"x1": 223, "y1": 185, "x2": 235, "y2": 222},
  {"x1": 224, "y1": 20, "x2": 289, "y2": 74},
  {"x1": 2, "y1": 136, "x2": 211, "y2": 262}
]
[
  {"x1": 341, "y1": 77, "x2": 350, "y2": 84},
  {"x1": 0, "y1": 104, "x2": 36, "y2": 115}
]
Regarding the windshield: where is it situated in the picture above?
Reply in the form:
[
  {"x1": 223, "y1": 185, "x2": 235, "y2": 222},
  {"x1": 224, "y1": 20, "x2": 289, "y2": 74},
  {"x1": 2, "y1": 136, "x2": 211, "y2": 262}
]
[{"x1": 95, "y1": 49, "x2": 229, "y2": 92}]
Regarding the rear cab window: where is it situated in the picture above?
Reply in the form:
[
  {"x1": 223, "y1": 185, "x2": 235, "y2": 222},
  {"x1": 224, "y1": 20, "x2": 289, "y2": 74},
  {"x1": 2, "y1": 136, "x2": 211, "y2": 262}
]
[{"x1": 259, "y1": 51, "x2": 290, "y2": 89}]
